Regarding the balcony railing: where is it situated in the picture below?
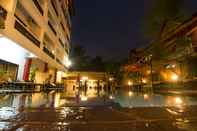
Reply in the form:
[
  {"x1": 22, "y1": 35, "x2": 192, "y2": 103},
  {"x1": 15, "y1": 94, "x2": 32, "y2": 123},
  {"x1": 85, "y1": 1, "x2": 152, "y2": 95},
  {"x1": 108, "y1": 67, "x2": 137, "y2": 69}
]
[
  {"x1": 56, "y1": 58, "x2": 62, "y2": 65},
  {"x1": 0, "y1": 5, "x2": 8, "y2": 29},
  {"x1": 65, "y1": 47, "x2": 69, "y2": 54},
  {"x1": 58, "y1": 39, "x2": 64, "y2": 48},
  {"x1": 43, "y1": 46, "x2": 55, "y2": 59},
  {"x1": 51, "y1": 0, "x2": 58, "y2": 16},
  {"x1": 60, "y1": 22, "x2": 65, "y2": 32},
  {"x1": 32, "y1": 0, "x2": 44, "y2": 15},
  {"x1": 48, "y1": 21, "x2": 57, "y2": 36},
  {"x1": 14, "y1": 20, "x2": 40, "y2": 47},
  {"x1": 14, "y1": 14, "x2": 27, "y2": 27}
]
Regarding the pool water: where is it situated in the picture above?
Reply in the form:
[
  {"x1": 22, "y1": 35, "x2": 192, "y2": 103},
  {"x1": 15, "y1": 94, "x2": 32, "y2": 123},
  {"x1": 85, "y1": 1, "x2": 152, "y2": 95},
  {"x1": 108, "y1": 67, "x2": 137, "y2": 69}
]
[{"x1": 113, "y1": 90, "x2": 197, "y2": 108}]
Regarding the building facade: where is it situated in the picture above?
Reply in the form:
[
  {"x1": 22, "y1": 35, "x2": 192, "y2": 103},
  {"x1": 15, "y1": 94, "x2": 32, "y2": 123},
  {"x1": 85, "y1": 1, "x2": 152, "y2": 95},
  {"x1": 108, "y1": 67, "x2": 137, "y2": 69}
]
[
  {"x1": 0, "y1": 0, "x2": 74, "y2": 83},
  {"x1": 63, "y1": 71, "x2": 107, "y2": 97}
]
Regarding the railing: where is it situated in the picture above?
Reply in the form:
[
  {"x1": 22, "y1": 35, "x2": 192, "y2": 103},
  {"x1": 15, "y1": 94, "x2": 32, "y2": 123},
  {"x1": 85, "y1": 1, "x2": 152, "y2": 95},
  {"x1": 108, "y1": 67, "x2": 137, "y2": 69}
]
[
  {"x1": 32, "y1": 0, "x2": 44, "y2": 15},
  {"x1": 60, "y1": 22, "x2": 65, "y2": 32},
  {"x1": 61, "y1": 4, "x2": 71, "y2": 30},
  {"x1": 15, "y1": 20, "x2": 40, "y2": 47},
  {"x1": 51, "y1": 0, "x2": 58, "y2": 16},
  {"x1": 65, "y1": 47, "x2": 69, "y2": 54},
  {"x1": 0, "y1": 5, "x2": 8, "y2": 29},
  {"x1": 48, "y1": 21, "x2": 57, "y2": 36},
  {"x1": 14, "y1": 14, "x2": 27, "y2": 27},
  {"x1": 43, "y1": 46, "x2": 55, "y2": 59},
  {"x1": 56, "y1": 58, "x2": 62, "y2": 65},
  {"x1": 58, "y1": 39, "x2": 64, "y2": 48}
]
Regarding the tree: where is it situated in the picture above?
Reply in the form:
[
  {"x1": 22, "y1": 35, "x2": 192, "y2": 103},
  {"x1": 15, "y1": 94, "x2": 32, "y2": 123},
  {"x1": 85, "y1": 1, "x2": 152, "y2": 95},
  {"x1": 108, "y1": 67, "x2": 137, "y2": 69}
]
[
  {"x1": 89, "y1": 56, "x2": 104, "y2": 71},
  {"x1": 144, "y1": 0, "x2": 186, "y2": 40},
  {"x1": 70, "y1": 45, "x2": 90, "y2": 69}
]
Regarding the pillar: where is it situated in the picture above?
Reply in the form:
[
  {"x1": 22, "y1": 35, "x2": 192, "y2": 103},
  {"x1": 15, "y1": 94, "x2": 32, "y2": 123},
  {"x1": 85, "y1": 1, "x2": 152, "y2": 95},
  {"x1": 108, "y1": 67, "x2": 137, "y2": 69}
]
[{"x1": 23, "y1": 58, "x2": 32, "y2": 81}]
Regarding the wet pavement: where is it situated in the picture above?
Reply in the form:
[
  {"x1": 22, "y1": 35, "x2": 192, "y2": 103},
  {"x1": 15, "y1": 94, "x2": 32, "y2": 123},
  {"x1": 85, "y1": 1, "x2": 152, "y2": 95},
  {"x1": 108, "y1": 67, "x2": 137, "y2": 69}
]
[{"x1": 0, "y1": 91, "x2": 197, "y2": 130}]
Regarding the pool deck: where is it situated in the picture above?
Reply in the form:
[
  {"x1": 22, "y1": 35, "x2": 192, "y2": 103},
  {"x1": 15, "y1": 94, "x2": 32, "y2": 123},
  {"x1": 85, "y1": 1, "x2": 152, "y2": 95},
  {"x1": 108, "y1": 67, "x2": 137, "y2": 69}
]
[{"x1": 0, "y1": 104, "x2": 197, "y2": 131}]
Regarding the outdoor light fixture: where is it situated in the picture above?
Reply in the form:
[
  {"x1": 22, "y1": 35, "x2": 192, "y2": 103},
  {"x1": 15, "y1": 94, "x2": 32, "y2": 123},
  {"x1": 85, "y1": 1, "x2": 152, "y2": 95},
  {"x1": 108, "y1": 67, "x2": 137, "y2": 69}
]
[
  {"x1": 109, "y1": 95, "x2": 114, "y2": 100},
  {"x1": 109, "y1": 77, "x2": 114, "y2": 81},
  {"x1": 128, "y1": 81, "x2": 133, "y2": 86},
  {"x1": 172, "y1": 64, "x2": 176, "y2": 68},
  {"x1": 142, "y1": 78, "x2": 147, "y2": 84},
  {"x1": 65, "y1": 59, "x2": 72, "y2": 68},
  {"x1": 128, "y1": 91, "x2": 133, "y2": 97},
  {"x1": 171, "y1": 73, "x2": 179, "y2": 81},
  {"x1": 81, "y1": 76, "x2": 88, "y2": 81}
]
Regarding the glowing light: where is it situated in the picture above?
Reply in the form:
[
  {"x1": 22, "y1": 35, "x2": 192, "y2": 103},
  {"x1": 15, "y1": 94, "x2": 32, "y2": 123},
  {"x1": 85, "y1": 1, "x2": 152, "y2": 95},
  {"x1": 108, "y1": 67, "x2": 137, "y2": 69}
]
[
  {"x1": 175, "y1": 97, "x2": 183, "y2": 105},
  {"x1": 128, "y1": 81, "x2": 133, "y2": 86},
  {"x1": 65, "y1": 59, "x2": 72, "y2": 68},
  {"x1": 56, "y1": 71, "x2": 63, "y2": 83},
  {"x1": 109, "y1": 95, "x2": 114, "y2": 99},
  {"x1": 28, "y1": 53, "x2": 37, "y2": 58},
  {"x1": 109, "y1": 77, "x2": 114, "y2": 81},
  {"x1": 172, "y1": 64, "x2": 176, "y2": 68},
  {"x1": 128, "y1": 91, "x2": 133, "y2": 97},
  {"x1": 81, "y1": 96, "x2": 88, "y2": 101},
  {"x1": 171, "y1": 73, "x2": 179, "y2": 81},
  {"x1": 146, "y1": 70, "x2": 151, "y2": 75},
  {"x1": 144, "y1": 94, "x2": 149, "y2": 100},
  {"x1": 81, "y1": 76, "x2": 88, "y2": 81},
  {"x1": 52, "y1": 50, "x2": 55, "y2": 54},
  {"x1": 142, "y1": 78, "x2": 147, "y2": 84}
]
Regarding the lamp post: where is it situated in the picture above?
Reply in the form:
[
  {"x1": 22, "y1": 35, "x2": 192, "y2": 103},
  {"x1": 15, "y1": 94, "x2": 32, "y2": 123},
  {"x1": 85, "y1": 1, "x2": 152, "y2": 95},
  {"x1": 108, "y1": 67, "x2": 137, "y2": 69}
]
[{"x1": 147, "y1": 54, "x2": 153, "y2": 92}]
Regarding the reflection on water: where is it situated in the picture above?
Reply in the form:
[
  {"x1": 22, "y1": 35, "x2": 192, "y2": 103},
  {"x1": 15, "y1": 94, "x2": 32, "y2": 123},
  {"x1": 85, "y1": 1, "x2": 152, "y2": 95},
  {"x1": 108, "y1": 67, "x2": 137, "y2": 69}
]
[
  {"x1": 114, "y1": 90, "x2": 197, "y2": 108},
  {"x1": 0, "y1": 91, "x2": 196, "y2": 130},
  {"x1": 0, "y1": 92, "x2": 65, "y2": 110},
  {"x1": 0, "y1": 90, "x2": 197, "y2": 109}
]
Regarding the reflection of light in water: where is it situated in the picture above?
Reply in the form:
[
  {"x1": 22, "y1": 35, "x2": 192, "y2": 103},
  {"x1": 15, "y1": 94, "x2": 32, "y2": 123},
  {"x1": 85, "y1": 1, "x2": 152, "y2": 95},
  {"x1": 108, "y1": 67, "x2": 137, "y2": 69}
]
[
  {"x1": 0, "y1": 107, "x2": 17, "y2": 120},
  {"x1": 32, "y1": 93, "x2": 47, "y2": 107},
  {"x1": 175, "y1": 97, "x2": 183, "y2": 105},
  {"x1": 165, "y1": 96, "x2": 185, "y2": 108},
  {"x1": 54, "y1": 93, "x2": 60, "y2": 108},
  {"x1": 175, "y1": 118, "x2": 191, "y2": 130},
  {"x1": 109, "y1": 95, "x2": 114, "y2": 100},
  {"x1": 128, "y1": 91, "x2": 133, "y2": 97},
  {"x1": 81, "y1": 96, "x2": 88, "y2": 101},
  {"x1": 143, "y1": 94, "x2": 149, "y2": 100},
  {"x1": 166, "y1": 108, "x2": 179, "y2": 115},
  {"x1": 57, "y1": 122, "x2": 70, "y2": 126}
]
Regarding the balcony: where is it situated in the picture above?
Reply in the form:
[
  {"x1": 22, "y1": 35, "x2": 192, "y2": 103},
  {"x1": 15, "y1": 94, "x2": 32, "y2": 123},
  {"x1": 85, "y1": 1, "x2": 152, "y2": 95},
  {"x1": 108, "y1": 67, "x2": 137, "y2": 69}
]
[
  {"x1": 0, "y1": 5, "x2": 7, "y2": 29},
  {"x1": 14, "y1": 20, "x2": 40, "y2": 47},
  {"x1": 32, "y1": 0, "x2": 44, "y2": 15},
  {"x1": 14, "y1": 14, "x2": 27, "y2": 27},
  {"x1": 43, "y1": 46, "x2": 55, "y2": 59},
  {"x1": 60, "y1": 22, "x2": 65, "y2": 31},
  {"x1": 51, "y1": 0, "x2": 58, "y2": 16},
  {"x1": 56, "y1": 58, "x2": 62, "y2": 65},
  {"x1": 15, "y1": 1, "x2": 41, "y2": 40},
  {"x1": 48, "y1": 21, "x2": 57, "y2": 36},
  {"x1": 65, "y1": 47, "x2": 69, "y2": 54},
  {"x1": 58, "y1": 39, "x2": 64, "y2": 48}
]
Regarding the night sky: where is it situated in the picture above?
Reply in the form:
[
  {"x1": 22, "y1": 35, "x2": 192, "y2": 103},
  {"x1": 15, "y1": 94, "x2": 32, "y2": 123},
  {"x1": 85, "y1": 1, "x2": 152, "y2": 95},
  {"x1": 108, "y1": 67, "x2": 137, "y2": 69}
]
[{"x1": 71, "y1": 0, "x2": 197, "y2": 60}]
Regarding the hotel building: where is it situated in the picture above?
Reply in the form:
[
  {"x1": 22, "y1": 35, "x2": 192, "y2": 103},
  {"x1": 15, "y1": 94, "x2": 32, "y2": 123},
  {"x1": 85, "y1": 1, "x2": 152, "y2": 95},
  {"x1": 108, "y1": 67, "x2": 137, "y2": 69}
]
[{"x1": 0, "y1": 0, "x2": 74, "y2": 83}]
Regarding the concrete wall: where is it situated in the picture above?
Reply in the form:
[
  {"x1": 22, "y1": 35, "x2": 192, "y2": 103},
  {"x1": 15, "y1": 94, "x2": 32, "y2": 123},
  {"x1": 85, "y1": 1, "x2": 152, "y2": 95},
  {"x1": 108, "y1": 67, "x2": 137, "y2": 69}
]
[{"x1": 0, "y1": 37, "x2": 28, "y2": 80}]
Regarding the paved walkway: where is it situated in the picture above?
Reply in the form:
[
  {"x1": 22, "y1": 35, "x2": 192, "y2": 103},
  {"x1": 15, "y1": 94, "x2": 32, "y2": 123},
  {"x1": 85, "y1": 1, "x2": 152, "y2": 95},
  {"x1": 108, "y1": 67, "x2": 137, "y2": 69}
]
[{"x1": 1, "y1": 105, "x2": 197, "y2": 131}]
